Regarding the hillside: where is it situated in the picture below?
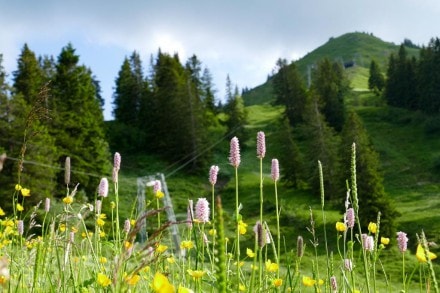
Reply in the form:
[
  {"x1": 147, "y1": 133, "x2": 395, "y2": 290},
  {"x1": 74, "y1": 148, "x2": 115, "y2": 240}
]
[{"x1": 243, "y1": 32, "x2": 420, "y2": 106}]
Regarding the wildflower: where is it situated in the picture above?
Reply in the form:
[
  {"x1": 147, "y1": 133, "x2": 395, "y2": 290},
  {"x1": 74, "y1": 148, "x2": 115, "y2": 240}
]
[
  {"x1": 99, "y1": 257, "x2": 107, "y2": 264},
  {"x1": 180, "y1": 240, "x2": 194, "y2": 250},
  {"x1": 98, "y1": 178, "x2": 109, "y2": 197},
  {"x1": 302, "y1": 276, "x2": 316, "y2": 287},
  {"x1": 110, "y1": 201, "x2": 116, "y2": 209},
  {"x1": 195, "y1": 198, "x2": 210, "y2": 223},
  {"x1": 99, "y1": 231, "x2": 106, "y2": 238},
  {"x1": 59, "y1": 223, "x2": 66, "y2": 232},
  {"x1": 416, "y1": 243, "x2": 437, "y2": 263},
  {"x1": 17, "y1": 220, "x2": 24, "y2": 236},
  {"x1": 178, "y1": 285, "x2": 194, "y2": 293},
  {"x1": 156, "y1": 244, "x2": 168, "y2": 254},
  {"x1": 229, "y1": 136, "x2": 241, "y2": 168},
  {"x1": 209, "y1": 165, "x2": 219, "y2": 186},
  {"x1": 344, "y1": 258, "x2": 353, "y2": 271},
  {"x1": 346, "y1": 208, "x2": 355, "y2": 228},
  {"x1": 65, "y1": 157, "x2": 70, "y2": 185},
  {"x1": 265, "y1": 259, "x2": 278, "y2": 272},
  {"x1": 63, "y1": 196, "x2": 73, "y2": 205},
  {"x1": 124, "y1": 241, "x2": 133, "y2": 250},
  {"x1": 330, "y1": 276, "x2": 337, "y2": 291},
  {"x1": 362, "y1": 234, "x2": 374, "y2": 251},
  {"x1": 153, "y1": 180, "x2": 162, "y2": 198},
  {"x1": 44, "y1": 198, "x2": 50, "y2": 213},
  {"x1": 130, "y1": 219, "x2": 136, "y2": 226},
  {"x1": 297, "y1": 235, "x2": 304, "y2": 257},
  {"x1": 271, "y1": 158, "x2": 279, "y2": 182},
  {"x1": 368, "y1": 222, "x2": 378, "y2": 234},
  {"x1": 123, "y1": 219, "x2": 131, "y2": 233},
  {"x1": 335, "y1": 221, "x2": 347, "y2": 232},
  {"x1": 15, "y1": 184, "x2": 22, "y2": 191},
  {"x1": 112, "y1": 167, "x2": 118, "y2": 184},
  {"x1": 125, "y1": 274, "x2": 140, "y2": 286},
  {"x1": 246, "y1": 248, "x2": 255, "y2": 258},
  {"x1": 155, "y1": 190, "x2": 164, "y2": 199},
  {"x1": 95, "y1": 200, "x2": 102, "y2": 214},
  {"x1": 256, "y1": 131, "x2": 266, "y2": 159},
  {"x1": 381, "y1": 237, "x2": 390, "y2": 245},
  {"x1": 0, "y1": 208, "x2": 5, "y2": 216},
  {"x1": 153, "y1": 272, "x2": 175, "y2": 292},
  {"x1": 96, "y1": 214, "x2": 106, "y2": 227},
  {"x1": 186, "y1": 200, "x2": 194, "y2": 228},
  {"x1": 238, "y1": 220, "x2": 247, "y2": 235},
  {"x1": 208, "y1": 228, "x2": 216, "y2": 236},
  {"x1": 396, "y1": 231, "x2": 409, "y2": 253},
  {"x1": 16, "y1": 203, "x2": 24, "y2": 212},
  {"x1": 114, "y1": 152, "x2": 121, "y2": 171},
  {"x1": 254, "y1": 221, "x2": 270, "y2": 248},
  {"x1": 97, "y1": 272, "x2": 111, "y2": 287},
  {"x1": 20, "y1": 188, "x2": 30, "y2": 197},
  {"x1": 166, "y1": 256, "x2": 175, "y2": 264},
  {"x1": 187, "y1": 269, "x2": 205, "y2": 279},
  {"x1": 273, "y1": 278, "x2": 283, "y2": 288},
  {"x1": 239, "y1": 284, "x2": 246, "y2": 291}
]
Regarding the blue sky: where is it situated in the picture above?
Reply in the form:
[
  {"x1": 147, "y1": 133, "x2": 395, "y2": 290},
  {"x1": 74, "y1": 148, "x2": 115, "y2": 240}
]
[{"x1": 1, "y1": 0, "x2": 439, "y2": 120}]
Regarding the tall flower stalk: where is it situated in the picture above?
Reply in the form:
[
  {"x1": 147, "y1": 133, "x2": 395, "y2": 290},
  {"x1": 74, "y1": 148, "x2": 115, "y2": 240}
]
[
  {"x1": 229, "y1": 136, "x2": 241, "y2": 292},
  {"x1": 113, "y1": 152, "x2": 121, "y2": 248},
  {"x1": 271, "y1": 158, "x2": 281, "y2": 280},
  {"x1": 256, "y1": 131, "x2": 266, "y2": 289},
  {"x1": 318, "y1": 161, "x2": 330, "y2": 291}
]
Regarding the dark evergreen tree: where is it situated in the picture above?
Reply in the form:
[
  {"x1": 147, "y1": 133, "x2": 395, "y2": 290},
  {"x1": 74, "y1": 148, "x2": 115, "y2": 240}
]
[
  {"x1": 418, "y1": 38, "x2": 440, "y2": 114},
  {"x1": 224, "y1": 83, "x2": 248, "y2": 142},
  {"x1": 272, "y1": 58, "x2": 307, "y2": 126},
  {"x1": 201, "y1": 67, "x2": 217, "y2": 113},
  {"x1": 50, "y1": 44, "x2": 110, "y2": 197},
  {"x1": 340, "y1": 111, "x2": 399, "y2": 237},
  {"x1": 368, "y1": 60, "x2": 385, "y2": 96},
  {"x1": 301, "y1": 92, "x2": 340, "y2": 199},
  {"x1": 312, "y1": 58, "x2": 349, "y2": 132}
]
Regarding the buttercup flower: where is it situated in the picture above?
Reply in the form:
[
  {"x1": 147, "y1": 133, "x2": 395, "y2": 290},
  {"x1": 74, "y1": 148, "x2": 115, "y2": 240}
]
[
  {"x1": 265, "y1": 259, "x2": 279, "y2": 272},
  {"x1": 246, "y1": 248, "x2": 255, "y2": 258},
  {"x1": 97, "y1": 272, "x2": 111, "y2": 287},
  {"x1": 381, "y1": 237, "x2": 390, "y2": 245},
  {"x1": 16, "y1": 203, "x2": 24, "y2": 212},
  {"x1": 336, "y1": 221, "x2": 347, "y2": 232},
  {"x1": 273, "y1": 278, "x2": 283, "y2": 288},
  {"x1": 20, "y1": 188, "x2": 30, "y2": 197},
  {"x1": 368, "y1": 222, "x2": 378, "y2": 234},
  {"x1": 125, "y1": 274, "x2": 140, "y2": 286},
  {"x1": 187, "y1": 269, "x2": 205, "y2": 279},
  {"x1": 238, "y1": 220, "x2": 247, "y2": 235},
  {"x1": 416, "y1": 243, "x2": 437, "y2": 263},
  {"x1": 153, "y1": 272, "x2": 175, "y2": 292},
  {"x1": 63, "y1": 196, "x2": 73, "y2": 205}
]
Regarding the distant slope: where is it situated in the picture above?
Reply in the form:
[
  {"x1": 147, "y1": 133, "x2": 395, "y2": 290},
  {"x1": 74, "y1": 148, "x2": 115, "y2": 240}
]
[{"x1": 243, "y1": 32, "x2": 420, "y2": 105}]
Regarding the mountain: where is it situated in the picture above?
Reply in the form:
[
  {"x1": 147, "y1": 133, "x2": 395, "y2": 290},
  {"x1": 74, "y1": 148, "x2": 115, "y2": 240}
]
[{"x1": 243, "y1": 32, "x2": 420, "y2": 106}]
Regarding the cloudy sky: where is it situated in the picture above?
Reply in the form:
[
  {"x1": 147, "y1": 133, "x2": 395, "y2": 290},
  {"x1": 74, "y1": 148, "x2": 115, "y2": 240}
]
[{"x1": 1, "y1": 0, "x2": 439, "y2": 120}]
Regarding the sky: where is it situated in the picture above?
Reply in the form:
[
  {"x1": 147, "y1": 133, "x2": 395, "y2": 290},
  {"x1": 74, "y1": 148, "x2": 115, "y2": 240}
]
[{"x1": 1, "y1": 0, "x2": 439, "y2": 120}]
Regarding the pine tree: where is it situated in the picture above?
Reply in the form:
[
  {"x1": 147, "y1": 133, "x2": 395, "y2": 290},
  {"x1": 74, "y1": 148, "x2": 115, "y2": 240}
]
[
  {"x1": 340, "y1": 111, "x2": 399, "y2": 237},
  {"x1": 312, "y1": 58, "x2": 349, "y2": 132},
  {"x1": 50, "y1": 44, "x2": 110, "y2": 197},
  {"x1": 368, "y1": 60, "x2": 385, "y2": 96},
  {"x1": 224, "y1": 84, "x2": 248, "y2": 142},
  {"x1": 272, "y1": 58, "x2": 307, "y2": 126},
  {"x1": 418, "y1": 38, "x2": 440, "y2": 114}
]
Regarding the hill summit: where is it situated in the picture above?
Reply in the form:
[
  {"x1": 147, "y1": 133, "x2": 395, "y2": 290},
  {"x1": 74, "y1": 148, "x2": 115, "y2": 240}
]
[{"x1": 243, "y1": 32, "x2": 419, "y2": 106}]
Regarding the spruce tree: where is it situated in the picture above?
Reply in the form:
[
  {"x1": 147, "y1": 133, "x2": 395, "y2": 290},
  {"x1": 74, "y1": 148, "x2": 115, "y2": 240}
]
[
  {"x1": 368, "y1": 60, "x2": 385, "y2": 96},
  {"x1": 340, "y1": 111, "x2": 399, "y2": 237},
  {"x1": 418, "y1": 38, "x2": 440, "y2": 114},
  {"x1": 50, "y1": 44, "x2": 110, "y2": 197},
  {"x1": 272, "y1": 58, "x2": 307, "y2": 126},
  {"x1": 224, "y1": 85, "x2": 248, "y2": 142}
]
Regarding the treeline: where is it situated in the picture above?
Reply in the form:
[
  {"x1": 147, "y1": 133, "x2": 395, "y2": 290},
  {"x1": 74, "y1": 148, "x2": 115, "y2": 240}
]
[
  {"x1": 0, "y1": 45, "x2": 248, "y2": 208},
  {"x1": 271, "y1": 57, "x2": 399, "y2": 236}
]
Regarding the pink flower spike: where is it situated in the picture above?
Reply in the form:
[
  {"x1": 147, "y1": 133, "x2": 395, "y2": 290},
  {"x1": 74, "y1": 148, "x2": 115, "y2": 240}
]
[
  {"x1": 114, "y1": 152, "x2": 121, "y2": 171},
  {"x1": 256, "y1": 131, "x2": 266, "y2": 159},
  {"x1": 271, "y1": 159, "x2": 280, "y2": 182},
  {"x1": 229, "y1": 137, "x2": 241, "y2": 168},
  {"x1": 98, "y1": 178, "x2": 109, "y2": 197},
  {"x1": 344, "y1": 259, "x2": 353, "y2": 271},
  {"x1": 346, "y1": 208, "x2": 355, "y2": 228},
  {"x1": 396, "y1": 231, "x2": 409, "y2": 253},
  {"x1": 195, "y1": 198, "x2": 210, "y2": 223},
  {"x1": 362, "y1": 234, "x2": 374, "y2": 251},
  {"x1": 209, "y1": 165, "x2": 219, "y2": 186}
]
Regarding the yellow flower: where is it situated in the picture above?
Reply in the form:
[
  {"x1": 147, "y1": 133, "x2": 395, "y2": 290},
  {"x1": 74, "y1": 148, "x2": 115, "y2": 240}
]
[
  {"x1": 153, "y1": 272, "x2": 175, "y2": 293},
  {"x1": 0, "y1": 208, "x2": 5, "y2": 216},
  {"x1": 96, "y1": 218, "x2": 105, "y2": 227},
  {"x1": 97, "y1": 272, "x2": 111, "y2": 287},
  {"x1": 239, "y1": 284, "x2": 246, "y2": 291},
  {"x1": 238, "y1": 220, "x2": 247, "y2": 235},
  {"x1": 166, "y1": 256, "x2": 175, "y2": 264},
  {"x1": 124, "y1": 241, "x2": 133, "y2": 250},
  {"x1": 265, "y1": 259, "x2": 279, "y2": 273},
  {"x1": 156, "y1": 191, "x2": 165, "y2": 199},
  {"x1": 273, "y1": 278, "x2": 283, "y2": 287},
  {"x1": 187, "y1": 269, "x2": 205, "y2": 279},
  {"x1": 20, "y1": 188, "x2": 30, "y2": 197},
  {"x1": 208, "y1": 229, "x2": 216, "y2": 236},
  {"x1": 71, "y1": 226, "x2": 78, "y2": 233},
  {"x1": 302, "y1": 276, "x2": 315, "y2": 287},
  {"x1": 15, "y1": 184, "x2": 22, "y2": 191},
  {"x1": 335, "y1": 221, "x2": 347, "y2": 232},
  {"x1": 125, "y1": 274, "x2": 141, "y2": 286},
  {"x1": 59, "y1": 223, "x2": 66, "y2": 232},
  {"x1": 180, "y1": 240, "x2": 194, "y2": 250},
  {"x1": 156, "y1": 244, "x2": 168, "y2": 254},
  {"x1": 99, "y1": 231, "x2": 106, "y2": 238},
  {"x1": 130, "y1": 219, "x2": 136, "y2": 226},
  {"x1": 99, "y1": 257, "x2": 107, "y2": 264},
  {"x1": 16, "y1": 204, "x2": 24, "y2": 212},
  {"x1": 416, "y1": 243, "x2": 437, "y2": 263},
  {"x1": 381, "y1": 237, "x2": 390, "y2": 245},
  {"x1": 368, "y1": 222, "x2": 377, "y2": 234},
  {"x1": 246, "y1": 248, "x2": 255, "y2": 258},
  {"x1": 63, "y1": 196, "x2": 73, "y2": 205},
  {"x1": 178, "y1": 285, "x2": 194, "y2": 293}
]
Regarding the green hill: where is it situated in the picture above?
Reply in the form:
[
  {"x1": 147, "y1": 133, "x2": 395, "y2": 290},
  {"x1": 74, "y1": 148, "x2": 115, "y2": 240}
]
[{"x1": 243, "y1": 32, "x2": 420, "y2": 106}]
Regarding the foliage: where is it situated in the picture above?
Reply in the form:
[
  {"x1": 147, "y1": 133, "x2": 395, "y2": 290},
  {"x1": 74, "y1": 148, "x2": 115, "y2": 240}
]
[{"x1": 368, "y1": 59, "x2": 385, "y2": 96}]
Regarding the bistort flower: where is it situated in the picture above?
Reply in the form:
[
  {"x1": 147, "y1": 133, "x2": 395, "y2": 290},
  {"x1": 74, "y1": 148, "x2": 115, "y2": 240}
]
[{"x1": 195, "y1": 198, "x2": 210, "y2": 223}]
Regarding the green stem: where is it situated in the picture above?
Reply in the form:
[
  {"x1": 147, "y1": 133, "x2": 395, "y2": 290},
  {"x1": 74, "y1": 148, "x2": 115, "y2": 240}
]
[{"x1": 235, "y1": 166, "x2": 240, "y2": 292}]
